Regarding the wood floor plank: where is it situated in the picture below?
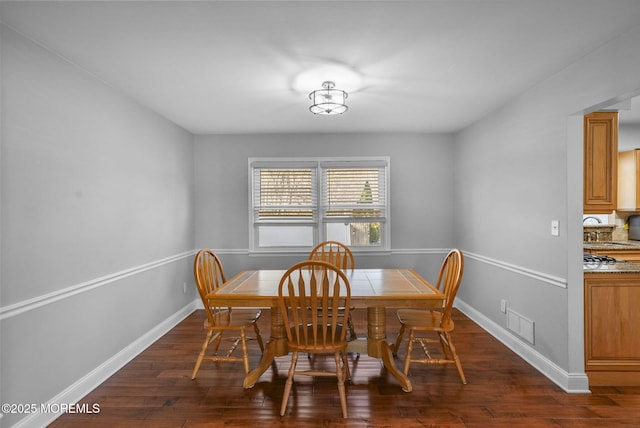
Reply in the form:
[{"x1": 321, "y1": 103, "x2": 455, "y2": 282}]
[{"x1": 48, "y1": 309, "x2": 640, "y2": 427}]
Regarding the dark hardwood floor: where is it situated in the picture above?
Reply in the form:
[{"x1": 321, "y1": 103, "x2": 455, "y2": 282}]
[{"x1": 50, "y1": 308, "x2": 640, "y2": 427}]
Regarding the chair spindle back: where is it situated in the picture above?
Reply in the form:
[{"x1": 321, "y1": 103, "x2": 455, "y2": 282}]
[
  {"x1": 309, "y1": 241, "x2": 354, "y2": 270},
  {"x1": 278, "y1": 260, "x2": 351, "y2": 349},
  {"x1": 193, "y1": 249, "x2": 227, "y2": 326}
]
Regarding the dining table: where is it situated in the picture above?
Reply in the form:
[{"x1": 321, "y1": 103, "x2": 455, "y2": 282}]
[{"x1": 206, "y1": 267, "x2": 444, "y2": 392}]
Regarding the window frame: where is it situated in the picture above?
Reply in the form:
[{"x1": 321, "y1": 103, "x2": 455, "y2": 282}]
[{"x1": 248, "y1": 156, "x2": 390, "y2": 254}]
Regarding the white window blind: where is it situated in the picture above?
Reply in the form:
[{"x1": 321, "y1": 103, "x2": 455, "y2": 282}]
[
  {"x1": 252, "y1": 167, "x2": 317, "y2": 222},
  {"x1": 249, "y1": 157, "x2": 389, "y2": 252},
  {"x1": 321, "y1": 162, "x2": 387, "y2": 222}
]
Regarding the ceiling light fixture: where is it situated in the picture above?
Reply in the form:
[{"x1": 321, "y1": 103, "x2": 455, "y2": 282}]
[{"x1": 309, "y1": 81, "x2": 348, "y2": 115}]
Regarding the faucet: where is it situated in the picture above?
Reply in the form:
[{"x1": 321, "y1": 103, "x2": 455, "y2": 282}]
[{"x1": 583, "y1": 216, "x2": 602, "y2": 225}]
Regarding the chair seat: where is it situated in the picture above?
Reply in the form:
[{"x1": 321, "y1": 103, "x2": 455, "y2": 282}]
[
  {"x1": 396, "y1": 308, "x2": 454, "y2": 332},
  {"x1": 318, "y1": 307, "x2": 357, "y2": 342},
  {"x1": 204, "y1": 309, "x2": 262, "y2": 329},
  {"x1": 287, "y1": 324, "x2": 347, "y2": 353}
]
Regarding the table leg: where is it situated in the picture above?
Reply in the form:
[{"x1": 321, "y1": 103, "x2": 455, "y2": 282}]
[
  {"x1": 366, "y1": 307, "x2": 412, "y2": 393},
  {"x1": 244, "y1": 306, "x2": 288, "y2": 388}
]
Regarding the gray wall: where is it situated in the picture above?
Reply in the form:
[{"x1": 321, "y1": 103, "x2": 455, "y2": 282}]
[
  {"x1": 619, "y1": 123, "x2": 640, "y2": 151},
  {"x1": 0, "y1": 25, "x2": 196, "y2": 427},
  {"x1": 3, "y1": 11, "x2": 640, "y2": 427},
  {"x1": 194, "y1": 133, "x2": 455, "y2": 280},
  {"x1": 453, "y1": 23, "x2": 640, "y2": 381}
]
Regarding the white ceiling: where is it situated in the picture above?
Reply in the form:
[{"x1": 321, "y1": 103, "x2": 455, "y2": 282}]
[{"x1": 2, "y1": 0, "x2": 640, "y2": 134}]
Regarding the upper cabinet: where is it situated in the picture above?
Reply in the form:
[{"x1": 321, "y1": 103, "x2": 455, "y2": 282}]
[
  {"x1": 618, "y1": 149, "x2": 640, "y2": 211},
  {"x1": 584, "y1": 112, "x2": 618, "y2": 214}
]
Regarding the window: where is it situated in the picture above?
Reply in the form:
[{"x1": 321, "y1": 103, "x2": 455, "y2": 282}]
[{"x1": 249, "y1": 157, "x2": 389, "y2": 252}]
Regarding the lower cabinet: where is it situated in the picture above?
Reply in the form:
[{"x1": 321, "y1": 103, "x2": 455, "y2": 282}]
[{"x1": 584, "y1": 272, "x2": 640, "y2": 386}]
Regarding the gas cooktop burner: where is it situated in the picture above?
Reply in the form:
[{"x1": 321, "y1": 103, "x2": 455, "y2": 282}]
[{"x1": 584, "y1": 253, "x2": 618, "y2": 263}]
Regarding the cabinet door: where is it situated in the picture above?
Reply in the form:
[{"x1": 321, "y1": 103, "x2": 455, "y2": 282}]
[
  {"x1": 584, "y1": 112, "x2": 618, "y2": 213},
  {"x1": 585, "y1": 275, "x2": 640, "y2": 373},
  {"x1": 618, "y1": 149, "x2": 640, "y2": 211}
]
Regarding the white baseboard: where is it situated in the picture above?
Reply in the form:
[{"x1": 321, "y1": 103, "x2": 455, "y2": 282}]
[
  {"x1": 454, "y1": 299, "x2": 590, "y2": 393},
  {"x1": 12, "y1": 300, "x2": 199, "y2": 428}
]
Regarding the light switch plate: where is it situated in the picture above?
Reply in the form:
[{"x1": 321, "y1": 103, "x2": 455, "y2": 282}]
[{"x1": 551, "y1": 220, "x2": 559, "y2": 236}]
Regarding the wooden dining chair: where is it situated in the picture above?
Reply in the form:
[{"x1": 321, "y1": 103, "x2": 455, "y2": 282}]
[
  {"x1": 278, "y1": 260, "x2": 352, "y2": 418},
  {"x1": 309, "y1": 241, "x2": 357, "y2": 342},
  {"x1": 391, "y1": 249, "x2": 466, "y2": 385},
  {"x1": 191, "y1": 249, "x2": 264, "y2": 379},
  {"x1": 309, "y1": 241, "x2": 354, "y2": 270}
]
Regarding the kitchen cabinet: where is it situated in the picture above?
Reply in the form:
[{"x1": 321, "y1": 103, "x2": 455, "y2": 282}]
[
  {"x1": 584, "y1": 112, "x2": 618, "y2": 214},
  {"x1": 584, "y1": 272, "x2": 640, "y2": 386},
  {"x1": 618, "y1": 149, "x2": 640, "y2": 211}
]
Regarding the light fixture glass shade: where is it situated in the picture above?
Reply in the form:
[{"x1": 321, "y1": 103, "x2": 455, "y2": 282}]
[{"x1": 309, "y1": 81, "x2": 348, "y2": 115}]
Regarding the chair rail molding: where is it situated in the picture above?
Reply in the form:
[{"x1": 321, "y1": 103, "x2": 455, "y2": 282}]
[
  {"x1": 463, "y1": 251, "x2": 567, "y2": 289},
  {"x1": 0, "y1": 250, "x2": 197, "y2": 320},
  {"x1": 214, "y1": 247, "x2": 451, "y2": 256},
  {"x1": 203, "y1": 248, "x2": 567, "y2": 288}
]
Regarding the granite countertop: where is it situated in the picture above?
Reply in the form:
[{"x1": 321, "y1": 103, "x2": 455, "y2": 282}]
[
  {"x1": 583, "y1": 240, "x2": 640, "y2": 250},
  {"x1": 584, "y1": 240, "x2": 640, "y2": 272},
  {"x1": 584, "y1": 261, "x2": 640, "y2": 273}
]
